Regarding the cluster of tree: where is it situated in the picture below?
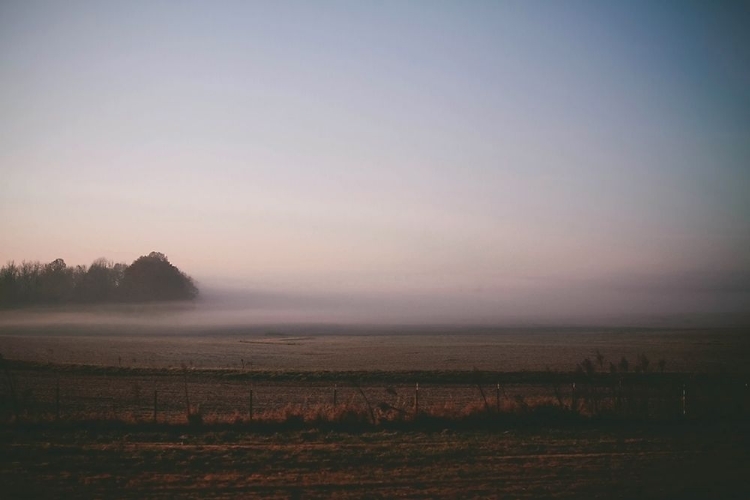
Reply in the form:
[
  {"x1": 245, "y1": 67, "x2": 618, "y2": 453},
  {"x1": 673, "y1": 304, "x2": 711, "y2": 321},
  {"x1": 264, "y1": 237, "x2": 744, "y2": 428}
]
[{"x1": 0, "y1": 252, "x2": 198, "y2": 308}]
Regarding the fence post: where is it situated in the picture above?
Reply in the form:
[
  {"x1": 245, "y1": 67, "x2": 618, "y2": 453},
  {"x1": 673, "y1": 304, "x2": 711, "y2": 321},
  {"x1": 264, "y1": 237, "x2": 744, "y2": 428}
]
[
  {"x1": 55, "y1": 378, "x2": 60, "y2": 421},
  {"x1": 249, "y1": 389, "x2": 253, "y2": 422},
  {"x1": 415, "y1": 383, "x2": 419, "y2": 416},
  {"x1": 333, "y1": 384, "x2": 337, "y2": 407},
  {"x1": 572, "y1": 382, "x2": 577, "y2": 412},
  {"x1": 682, "y1": 383, "x2": 686, "y2": 417},
  {"x1": 183, "y1": 370, "x2": 190, "y2": 419},
  {"x1": 496, "y1": 383, "x2": 501, "y2": 413},
  {"x1": 153, "y1": 390, "x2": 158, "y2": 423}
]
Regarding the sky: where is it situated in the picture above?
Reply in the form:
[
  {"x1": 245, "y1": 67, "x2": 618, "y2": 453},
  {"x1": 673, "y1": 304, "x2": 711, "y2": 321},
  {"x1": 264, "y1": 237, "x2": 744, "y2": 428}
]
[{"x1": 1, "y1": 1, "x2": 749, "y2": 323}]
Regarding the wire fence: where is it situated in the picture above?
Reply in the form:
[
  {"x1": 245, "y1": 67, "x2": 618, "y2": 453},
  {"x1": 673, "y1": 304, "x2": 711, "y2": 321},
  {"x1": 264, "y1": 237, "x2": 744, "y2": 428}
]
[{"x1": 2, "y1": 367, "x2": 749, "y2": 424}]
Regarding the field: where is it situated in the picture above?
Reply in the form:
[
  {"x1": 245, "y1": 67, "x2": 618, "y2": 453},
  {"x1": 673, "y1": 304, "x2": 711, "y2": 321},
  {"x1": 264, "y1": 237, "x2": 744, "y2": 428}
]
[
  {"x1": 3, "y1": 425, "x2": 749, "y2": 499},
  {"x1": 2, "y1": 321, "x2": 748, "y2": 373},
  {"x1": 1, "y1": 321, "x2": 750, "y2": 498}
]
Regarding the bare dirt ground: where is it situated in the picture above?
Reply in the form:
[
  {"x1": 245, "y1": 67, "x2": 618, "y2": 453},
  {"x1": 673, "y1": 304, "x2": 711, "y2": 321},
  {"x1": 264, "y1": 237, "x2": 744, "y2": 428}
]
[{"x1": 2, "y1": 424, "x2": 748, "y2": 499}]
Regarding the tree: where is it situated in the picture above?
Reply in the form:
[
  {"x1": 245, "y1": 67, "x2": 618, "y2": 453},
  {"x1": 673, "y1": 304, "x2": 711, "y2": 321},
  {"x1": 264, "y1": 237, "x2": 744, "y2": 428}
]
[
  {"x1": 0, "y1": 252, "x2": 198, "y2": 307},
  {"x1": 40, "y1": 258, "x2": 74, "y2": 303},
  {"x1": 121, "y1": 252, "x2": 198, "y2": 302},
  {"x1": 75, "y1": 258, "x2": 119, "y2": 302},
  {"x1": 18, "y1": 261, "x2": 43, "y2": 304},
  {"x1": 0, "y1": 262, "x2": 19, "y2": 306}
]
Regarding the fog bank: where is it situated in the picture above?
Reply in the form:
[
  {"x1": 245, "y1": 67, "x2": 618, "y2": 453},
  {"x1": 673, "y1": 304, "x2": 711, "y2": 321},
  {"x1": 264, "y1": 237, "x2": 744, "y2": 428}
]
[{"x1": 2, "y1": 271, "x2": 749, "y2": 330}]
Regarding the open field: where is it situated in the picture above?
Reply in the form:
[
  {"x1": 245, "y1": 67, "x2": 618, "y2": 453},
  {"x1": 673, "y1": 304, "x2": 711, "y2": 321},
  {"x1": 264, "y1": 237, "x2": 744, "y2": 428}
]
[
  {"x1": 2, "y1": 322, "x2": 749, "y2": 498},
  {"x1": 1, "y1": 323, "x2": 748, "y2": 373},
  {"x1": 2, "y1": 324, "x2": 749, "y2": 424}
]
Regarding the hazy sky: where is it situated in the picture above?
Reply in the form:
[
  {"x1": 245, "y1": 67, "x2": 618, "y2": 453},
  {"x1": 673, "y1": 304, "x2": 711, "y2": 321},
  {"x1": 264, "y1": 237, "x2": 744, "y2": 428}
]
[{"x1": 1, "y1": 1, "x2": 749, "y2": 322}]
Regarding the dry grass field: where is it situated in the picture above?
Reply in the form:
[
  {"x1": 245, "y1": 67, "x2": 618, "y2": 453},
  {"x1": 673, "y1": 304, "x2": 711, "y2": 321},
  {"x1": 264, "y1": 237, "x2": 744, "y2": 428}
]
[
  {"x1": 2, "y1": 322, "x2": 749, "y2": 498},
  {"x1": 1, "y1": 323, "x2": 748, "y2": 373},
  {"x1": 2, "y1": 424, "x2": 749, "y2": 499}
]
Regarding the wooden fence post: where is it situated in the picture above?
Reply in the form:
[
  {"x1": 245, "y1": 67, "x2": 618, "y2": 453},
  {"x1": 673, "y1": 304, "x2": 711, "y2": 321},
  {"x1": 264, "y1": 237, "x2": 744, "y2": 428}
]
[
  {"x1": 496, "y1": 383, "x2": 501, "y2": 413},
  {"x1": 333, "y1": 384, "x2": 337, "y2": 407},
  {"x1": 183, "y1": 369, "x2": 191, "y2": 419},
  {"x1": 415, "y1": 383, "x2": 419, "y2": 416},
  {"x1": 153, "y1": 390, "x2": 158, "y2": 423},
  {"x1": 249, "y1": 389, "x2": 253, "y2": 422},
  {"x1": 682, "y1": 383, "x2": 686, "y2": 417},
  {"x1": 55, "y1": 378, "x2": 61, "y2": 421}
]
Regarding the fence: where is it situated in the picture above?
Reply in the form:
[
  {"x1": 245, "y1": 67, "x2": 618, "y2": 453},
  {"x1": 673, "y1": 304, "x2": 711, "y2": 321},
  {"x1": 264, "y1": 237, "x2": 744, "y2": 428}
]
[{"x1": 2, "y1": 364, "x2": 749, "y2": 424}]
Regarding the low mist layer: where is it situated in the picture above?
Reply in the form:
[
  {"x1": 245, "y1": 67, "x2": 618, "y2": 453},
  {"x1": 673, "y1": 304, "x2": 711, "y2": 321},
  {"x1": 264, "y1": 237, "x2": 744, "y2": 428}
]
[{"x1": 1, "y1": 270, "x2": 749, "y2": 329}]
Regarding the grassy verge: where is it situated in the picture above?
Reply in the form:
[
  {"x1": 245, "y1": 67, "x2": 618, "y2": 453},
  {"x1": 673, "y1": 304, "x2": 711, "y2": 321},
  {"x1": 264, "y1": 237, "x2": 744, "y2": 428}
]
[{"x1": 2, "y1": 356, "x2": 748, "y2": 427}]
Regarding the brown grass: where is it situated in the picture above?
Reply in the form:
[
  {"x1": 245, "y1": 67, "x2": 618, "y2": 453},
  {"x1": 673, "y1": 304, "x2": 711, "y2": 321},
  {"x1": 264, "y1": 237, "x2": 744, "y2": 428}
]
[
  {"x1": 2, "y1": 353, "x2": 749, "y2": 429},
  {"x1": 1, "y1": 423, "x2": 748, "y2": 499}
]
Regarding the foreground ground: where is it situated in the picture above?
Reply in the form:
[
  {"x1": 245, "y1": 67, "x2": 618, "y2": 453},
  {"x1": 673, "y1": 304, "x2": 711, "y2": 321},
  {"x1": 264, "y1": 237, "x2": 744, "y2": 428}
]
[
  {"x1": 2, "y1": 324, "x2": 749, "y2": 498},
  {"x1": 2, "y1": 423, "x2": 748, "y2": 499}
]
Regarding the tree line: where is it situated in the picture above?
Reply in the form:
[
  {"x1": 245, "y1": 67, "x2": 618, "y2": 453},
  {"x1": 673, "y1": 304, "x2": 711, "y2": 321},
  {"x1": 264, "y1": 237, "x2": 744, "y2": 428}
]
[{"x1": 0, "y1": 252, "x2": 198, "y2": 308}]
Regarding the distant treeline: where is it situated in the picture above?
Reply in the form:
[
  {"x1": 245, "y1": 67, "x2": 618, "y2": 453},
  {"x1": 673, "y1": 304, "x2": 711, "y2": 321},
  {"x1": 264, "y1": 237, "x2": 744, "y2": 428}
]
[{"x1": 0, "y1": 252, "x2": 198, "y2": 308}]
